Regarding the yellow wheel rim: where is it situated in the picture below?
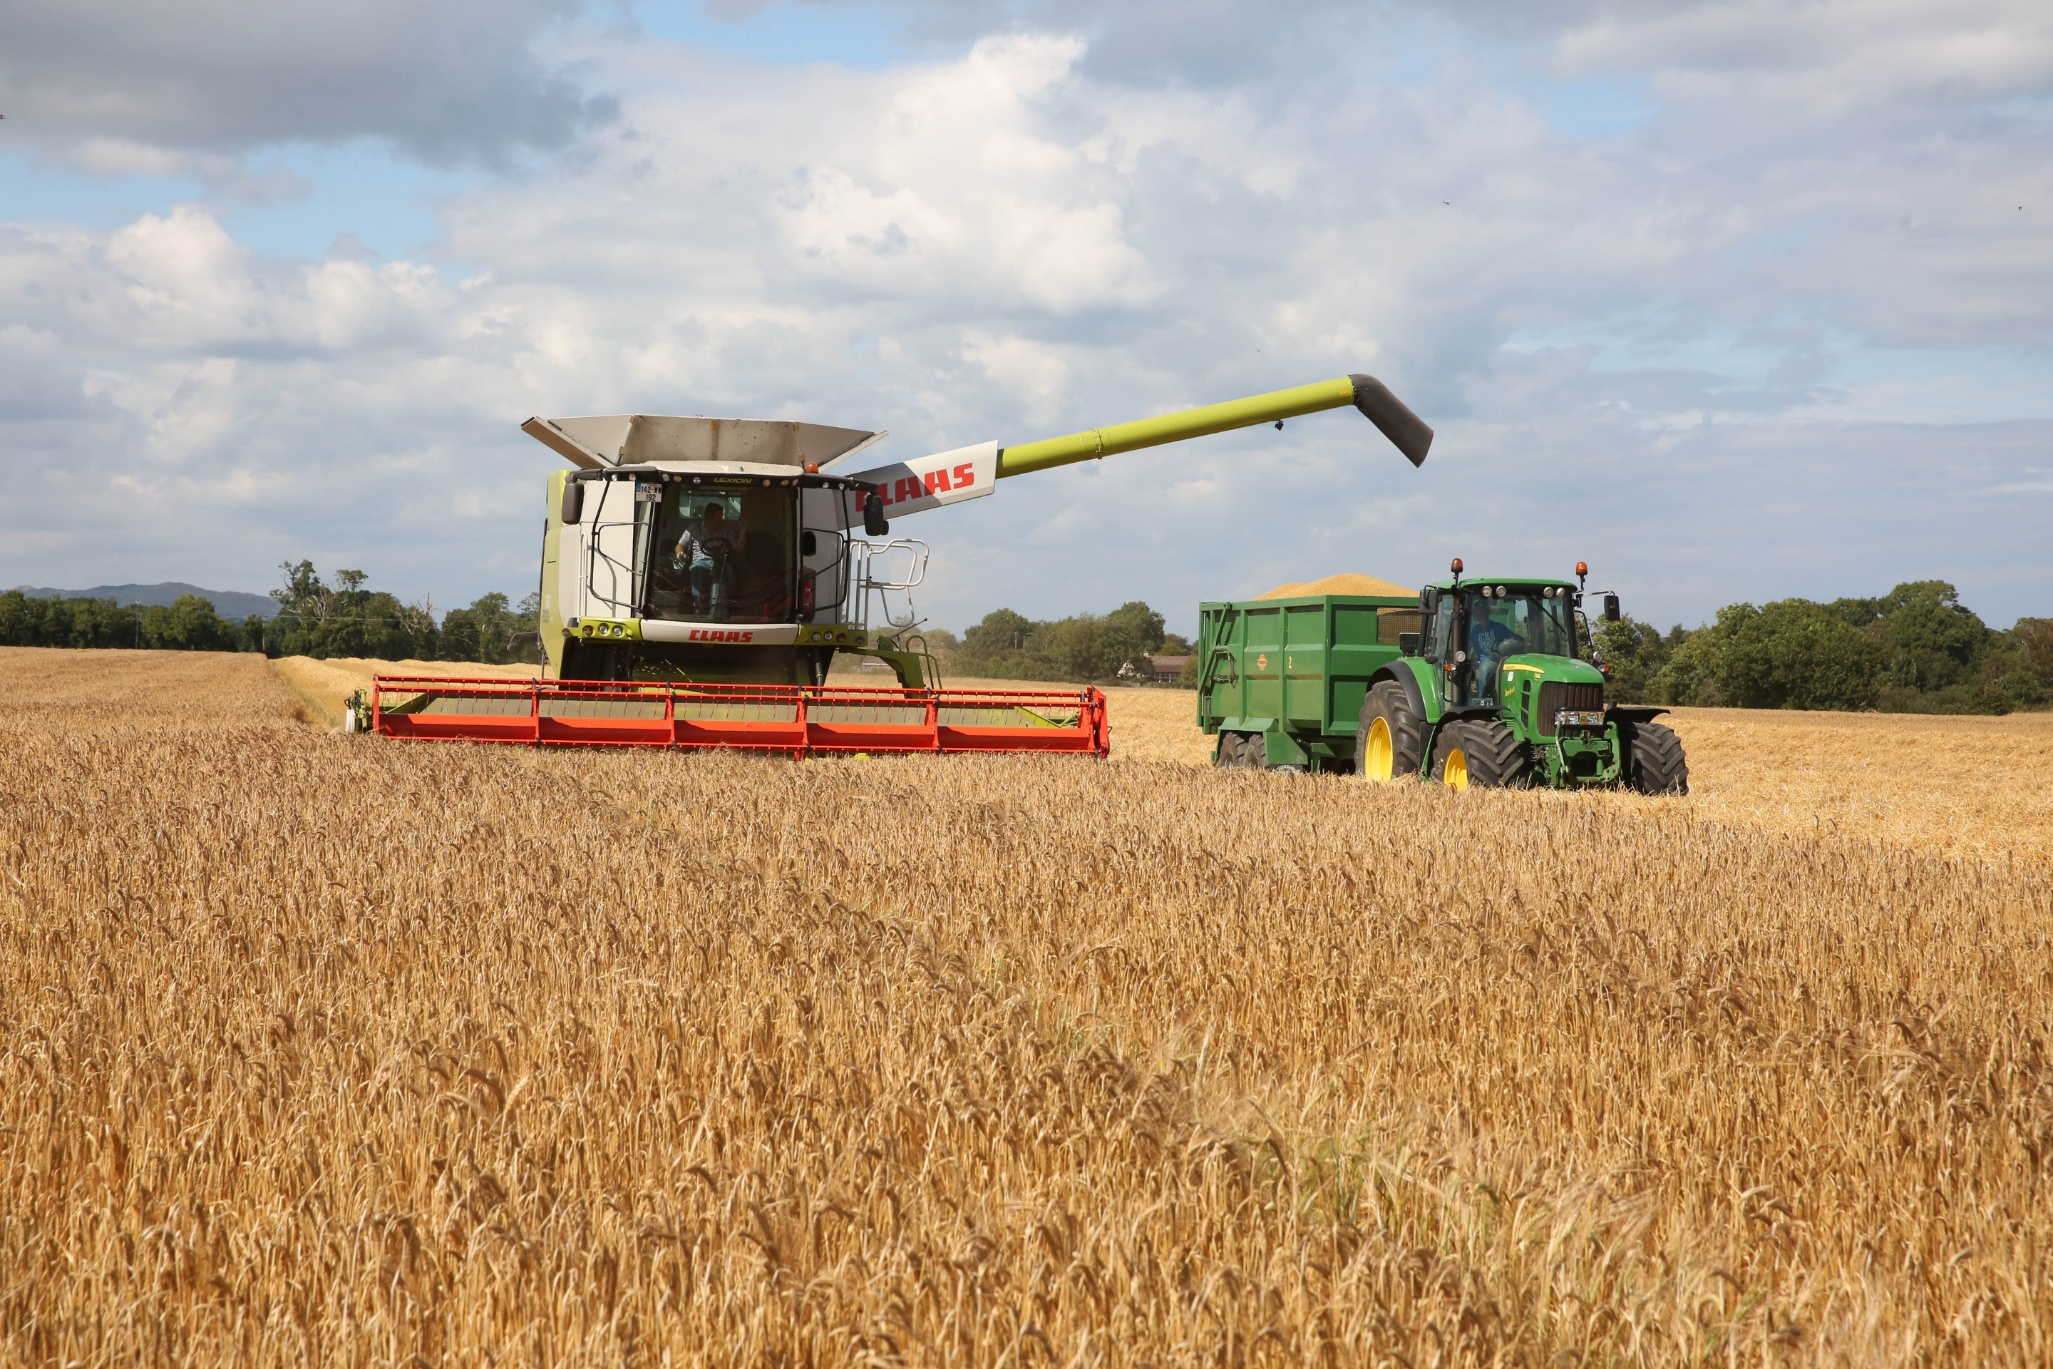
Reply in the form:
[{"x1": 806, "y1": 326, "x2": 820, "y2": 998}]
[
  {"x1": 1365, "y1": 717, "x2": 1394, "y2": 782},
  {"x1": 1444, "y1": 747, "x2": 1469, "y2": 791}
]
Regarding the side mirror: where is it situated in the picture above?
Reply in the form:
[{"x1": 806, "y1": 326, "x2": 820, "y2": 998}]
[
  {"x1": 863, "y1": 490, "x2": 889, "y2": 537},
  {"x1": 1418, "y1": 586, "x2": 1439, "y2": 615},
  {"x1": 1397, "y1": 632, "x2": 1421, "y2": 656},
  {"x1": 560, "y1": 479, "x2": 584, "y2": 525},
  {"x1": 800, "y1": 530, "x2": 818, "y2": 557},
  {"x1": 1603, "y1": 593, "x2": 1620, "y2": 622}
]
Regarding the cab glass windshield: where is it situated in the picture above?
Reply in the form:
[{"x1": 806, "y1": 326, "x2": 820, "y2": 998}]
[
  {"x1": 644, "y1": 483, "x2": 796, "y2": 623},
  {"x1": 1463, "y1": 588, "x2": 1576, "y2": 662}
]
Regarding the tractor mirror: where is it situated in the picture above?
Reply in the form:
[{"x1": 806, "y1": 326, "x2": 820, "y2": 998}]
[
  {"x1": 1603, "y1": 593, "x2": 1620, "y2": 622},
  {"x1": 863, "y1": 490, "x2": 889, "y2": 537},
  {"x1": 560, "y1": 479, "x2": 584, "y2": 525},
  {"x1": 1419, "y1": 586, "x2": 1439, "y2": 615},
  {"x1": 801, "y1": 530, "x2": 818, "y2": 557},
  {"x1": 1397, "y1": 632, "x2": 1421, "y2": 656}
]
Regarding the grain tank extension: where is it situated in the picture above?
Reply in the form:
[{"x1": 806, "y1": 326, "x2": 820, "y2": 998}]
[{"x1": 355, "y1": 373, "x2": 1432, "y2": 756}]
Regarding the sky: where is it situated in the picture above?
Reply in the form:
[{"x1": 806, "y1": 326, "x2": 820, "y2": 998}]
[{"x1": 1, "y1": 0, "x2": 2049, "y2": 635}]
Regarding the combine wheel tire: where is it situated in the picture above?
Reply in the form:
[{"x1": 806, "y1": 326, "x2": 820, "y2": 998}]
[
  {"x1": 1621, "y1": 720, "x2": 1690, "y2": 795},
  {"x1": 1357, "y1": 680, "x2": 1425, "y2": 781},
  {"x1": 1430, "y1": 719, "x2": 1529, "y2": 791}
]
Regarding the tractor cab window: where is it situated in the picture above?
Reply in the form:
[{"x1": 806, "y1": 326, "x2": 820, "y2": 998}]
[
  {"x1": 1456, "y1": 587, "x2": 1577, "y2": 704},
  {"x1": 645, "y1": 483, "x2": 796, "y2": 624}
]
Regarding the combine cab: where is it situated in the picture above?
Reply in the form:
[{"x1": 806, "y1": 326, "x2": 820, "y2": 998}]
[{"x1": 355, "y1": 374, "x2": 1431, "y2": 756}]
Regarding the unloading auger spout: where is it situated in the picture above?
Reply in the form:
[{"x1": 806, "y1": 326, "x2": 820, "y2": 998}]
[
  {"x1": 839, "y1": 372, "x2": 1431, "y2": 524},
  {"x1": 993, "y1": 374, "x2": 1433, "y2": 479}
]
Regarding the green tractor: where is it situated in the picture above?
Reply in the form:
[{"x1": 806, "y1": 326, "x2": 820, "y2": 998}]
[{"x1": 1359, "y1": 559, "x2": 1687, "y2": 792}]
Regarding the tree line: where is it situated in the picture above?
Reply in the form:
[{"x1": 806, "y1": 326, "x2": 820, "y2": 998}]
[
  {"x1": 942, "y1": 602, "x2": 1186, "y2": 682},
  {"x1": 1595, "y1": 581, "x2": 2051, "y2": 714},
  {"x1": 0, "y1": 560, "x2": 541, "y2": 664}
]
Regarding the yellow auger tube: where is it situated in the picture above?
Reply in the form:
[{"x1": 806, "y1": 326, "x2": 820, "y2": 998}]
[{"x1": 994, "y1": 373, "x2": 1433, "y2": 479}]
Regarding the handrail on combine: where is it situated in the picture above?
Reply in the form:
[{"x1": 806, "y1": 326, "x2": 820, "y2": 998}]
[{"x1": 365, "y1": 675, "x2": 1111, "y2": 758}]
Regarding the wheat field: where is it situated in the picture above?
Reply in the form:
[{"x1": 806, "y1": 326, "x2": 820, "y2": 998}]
[{"x1": 4, "y1": 647, "x2": 2053, "y2": 1365}]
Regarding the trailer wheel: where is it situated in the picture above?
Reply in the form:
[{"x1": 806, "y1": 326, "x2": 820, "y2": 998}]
[
  {"x1": 1430, "y1": 719, "x2": 1529, "y2": 790},
  {"x1": 1357, "y1": 681, "x2": 1425, "y2": 781},
  {"x1": 1619, "y1": 720, "x2": 1689, "y2": 795},
  {"x1": 1215, "y1": 731, "x2": 1266, "y2": 769}
]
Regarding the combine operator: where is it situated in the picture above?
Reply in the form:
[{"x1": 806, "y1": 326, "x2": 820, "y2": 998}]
[{"x1": 673, "y1": 502, "x2": 740, "y2": 621}]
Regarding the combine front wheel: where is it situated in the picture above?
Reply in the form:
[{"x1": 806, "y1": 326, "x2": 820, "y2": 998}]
[
  {"x1": 1357, "y1": 681, "x2": 1425, "y2": 781},
  {"x1": 1620, "y1": 720, "x2": 1689, "y2": 794},
  {"x1": 1430, "y1": 720, "x2": 1528, "y2": 791}
]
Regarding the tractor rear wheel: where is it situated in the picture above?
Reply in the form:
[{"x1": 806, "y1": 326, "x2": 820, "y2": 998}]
[
  {"x1": 1620, "y1": 720, "x2": 1689, "y2": 794},
  {"x1": 1430, "y1": 719, "x2": 1529, "y2": 790},
  {"x1": 1357, "y1": 680, "x2": 1425, "y2": 781}
]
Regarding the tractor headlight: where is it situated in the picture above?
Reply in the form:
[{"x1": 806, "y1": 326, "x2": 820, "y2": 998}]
[{"x1": 1554, "y1": 709, "x2": 1605, "y2": 729}]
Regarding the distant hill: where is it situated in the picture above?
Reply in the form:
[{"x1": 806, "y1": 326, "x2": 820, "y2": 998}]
[{"x1": 8, "y1": 582, "x2": 277, "y2": 619}]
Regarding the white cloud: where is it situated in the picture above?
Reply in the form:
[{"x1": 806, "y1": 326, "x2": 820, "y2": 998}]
[{"x1": 0, "y1": 0, "x2": 610, "y2": 166}]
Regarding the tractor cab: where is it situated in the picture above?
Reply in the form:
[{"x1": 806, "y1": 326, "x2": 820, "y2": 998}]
[{"x1": 1425, "y1": 578, "x2": 1586, "y2": 709}]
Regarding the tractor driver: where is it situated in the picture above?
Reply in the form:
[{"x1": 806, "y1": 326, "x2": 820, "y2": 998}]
[
  {"x1": 675, "y1": 502, "x2": 740, "y2": 620},
  {"x1": 1465, "y1": 596, "x2": 1517, "y2": 703}
]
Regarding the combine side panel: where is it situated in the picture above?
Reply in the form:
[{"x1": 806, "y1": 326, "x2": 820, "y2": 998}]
[{"x1": 368, "y1": 677, "x2": 1110, "y2": 758}]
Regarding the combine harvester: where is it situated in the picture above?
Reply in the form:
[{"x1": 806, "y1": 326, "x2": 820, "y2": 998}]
[{"x1": 354, "y1": 376, "x2": 1432, "y2": 757}]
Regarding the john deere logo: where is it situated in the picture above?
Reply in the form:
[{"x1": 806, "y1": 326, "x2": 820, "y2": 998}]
[{"x1": 1256, "y1": 653, "x2": 1269, "y2": 671}]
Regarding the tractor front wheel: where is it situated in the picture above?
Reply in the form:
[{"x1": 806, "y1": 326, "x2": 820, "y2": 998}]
[
  {"x1": 1430, "y1": 719, "x2": 1529, "y2": 791},
  {"x1": 1357, "y1": 680, "x2": 1426, "y2": 781},
  {"x1": 1619, "y1": 720, "x2": 1689, "y2": 794}
]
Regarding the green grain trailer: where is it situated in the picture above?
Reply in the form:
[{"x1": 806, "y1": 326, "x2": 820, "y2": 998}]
[
  {"x1": 1197, "y1": 560, "x2": 1688, "y2": 792},
  {"x1": 1196, "y1": 590, "x2": 1422, "y2": 772}
]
